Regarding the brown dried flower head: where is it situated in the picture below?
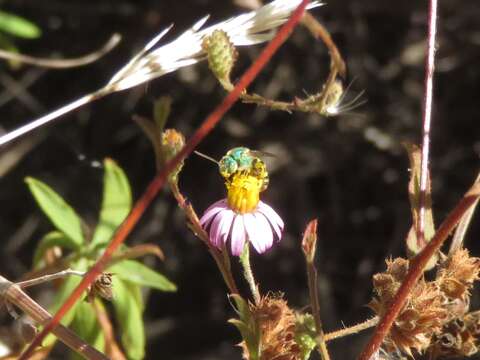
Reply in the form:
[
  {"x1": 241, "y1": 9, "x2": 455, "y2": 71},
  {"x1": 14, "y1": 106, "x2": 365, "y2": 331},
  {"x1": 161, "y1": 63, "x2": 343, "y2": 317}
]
[
  {"x1": 369, "y1": 258, "x2": 448, "y2": 356},
  {"x1": 248, "y1": 293, "x2": 301, "y2": 360},
  {"x1": 429, "y1": 312, "x2": 480, "y2": 358},
  {"x1": 437, "y1": 249, "x2": 480, "y2": 301}
]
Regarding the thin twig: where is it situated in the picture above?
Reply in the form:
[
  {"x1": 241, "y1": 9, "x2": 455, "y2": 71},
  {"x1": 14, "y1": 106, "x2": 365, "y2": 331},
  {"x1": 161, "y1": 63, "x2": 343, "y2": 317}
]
[
  {"x1": 20, "y1": 3, "x2": 310, "y2": 357},
  {"x1": 417, "y1": 0, "x2": 438, "y2": 250},
  {"x1": 169, "y1": 181, "x2": 239, "y2": 295},
  {"x1": 0, "y1": 275, "x2": 107, "y2": 360},
  {"x1": 0, "y1": 34, "x2": 121, "y2": 68},
  {"x1": 301, "y1": 220, "x2": 330, "y2": 360},
  {"x1": 358, "y1": 181, "x2": 480, "y2": 360},
  {"x1": 324, "y1": 317, "x2": 378, "y2": 342},
  {"x1": 16, "y1": 269, "x2": 85, "y2": 288}
]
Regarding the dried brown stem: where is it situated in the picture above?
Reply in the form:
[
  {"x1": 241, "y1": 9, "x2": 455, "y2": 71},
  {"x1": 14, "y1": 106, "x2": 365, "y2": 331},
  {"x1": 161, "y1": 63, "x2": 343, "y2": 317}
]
[
  {"x1": 169, "y1": 181, "x2": 239, "y2": 295},
  {"x1": 301, "y1": 12, "x2": 346, "y2": 78},
  {"x1": 0, "y1": 34, "x2": 121, "y2": 68},
  {"x1": 16, "y1": 269, "x2": 85, "y2": 288},
  {"x1": 358, "y1": 181, "x2": 480, "y2": 360},
  {"x1": 0, "y1": 275, "x2": 107, "y2": 360},
  {"x1": 302, "y1": 220, "x2": 330, "y2": 360}
]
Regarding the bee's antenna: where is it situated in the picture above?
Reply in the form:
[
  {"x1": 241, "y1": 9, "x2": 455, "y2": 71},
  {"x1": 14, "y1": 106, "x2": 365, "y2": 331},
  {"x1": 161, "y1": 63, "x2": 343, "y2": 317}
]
[{"x1": 194, "y1": 150, "x2": 219, "y2": 164}]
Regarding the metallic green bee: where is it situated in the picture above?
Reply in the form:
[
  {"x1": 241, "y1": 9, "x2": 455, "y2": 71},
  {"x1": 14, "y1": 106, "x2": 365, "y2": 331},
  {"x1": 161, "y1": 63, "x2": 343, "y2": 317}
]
[{"x1": 219, "y1": 147, "x2": 269, "y2": 191}]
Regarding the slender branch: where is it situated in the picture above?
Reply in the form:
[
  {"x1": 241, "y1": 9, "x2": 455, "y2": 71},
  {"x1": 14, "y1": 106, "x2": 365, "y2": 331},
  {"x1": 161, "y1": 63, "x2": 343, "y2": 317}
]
[
  {"x1": 301, "y1": 220, "x2": 330, "y2": 360},
  {"x1": 170, "y1": 181, "x2": 239, "y2": 295},
  {"x1": 16, "y1": 269, "x2": 86, "y2": 288},
  {"x1": 324, "y1": 317, "x2": 378, "y2": 342},
  {"x1": 20, "y1": 3, "x2": 310, "y2": 357},
  {"x1": 0, "y1": 275, "x2": 107, "y2": 360},
  {"x1": 358, "y1": 182, "x2": 480, "y2": 360},
  {"x1": 417, "y1": 0, "x2": 438, "y2": 249},
  {"x1": 0, "y1": 34, "x2": 121, "y2": 68}
]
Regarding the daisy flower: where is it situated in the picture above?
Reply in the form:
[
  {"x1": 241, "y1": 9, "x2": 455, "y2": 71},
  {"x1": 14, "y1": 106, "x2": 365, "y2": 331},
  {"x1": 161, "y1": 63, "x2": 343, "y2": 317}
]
[{"x1": 200, "y1": 172, "x2": 284, "y2": 256}]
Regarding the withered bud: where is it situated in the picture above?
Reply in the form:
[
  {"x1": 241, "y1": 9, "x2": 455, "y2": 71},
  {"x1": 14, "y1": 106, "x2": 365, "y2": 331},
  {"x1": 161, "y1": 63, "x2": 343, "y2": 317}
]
[
  {"x1": 301, "y1": 219, "x2": 318, "y2": 264},
  {"x1": 202, "y1": 30, "x2": 237, "y2": 88},
  {"x1": 161, "y1": 129, "x2": 185, "y2": 181},
  {"x1": 437, "y1": 249, "x2": 480, "y2": 301},
  {"x1": 87, "y1": 272, "x2": 114, "y2": 302}
]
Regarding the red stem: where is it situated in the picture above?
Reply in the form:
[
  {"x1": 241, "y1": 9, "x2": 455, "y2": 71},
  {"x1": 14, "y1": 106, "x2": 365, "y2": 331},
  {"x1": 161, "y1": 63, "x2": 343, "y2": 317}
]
[
  {"x1": 20, "y1": 2, "x2": 311, "y2": 358},
  {"x1": 357, "y1": 184, "x2": 480, "y2": 360}
]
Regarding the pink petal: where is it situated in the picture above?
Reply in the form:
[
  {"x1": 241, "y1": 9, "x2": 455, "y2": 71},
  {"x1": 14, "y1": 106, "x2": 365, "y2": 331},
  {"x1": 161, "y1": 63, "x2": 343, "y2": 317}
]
[
  {"x1": 200, "y1": 199, "x2": 228, "y2": 227},
  {"x1": 244, "y1": 213, "x2": 273, "y2": 254},
  {"x1": 256, "y1": 201, "x2": 284, "y2": 240},
  {"x1": 230, "y1": 215, "x2": 246, "y2": 256},
  {"x1": 210, "y1": 209, "x2": 235, "y2": 248}
]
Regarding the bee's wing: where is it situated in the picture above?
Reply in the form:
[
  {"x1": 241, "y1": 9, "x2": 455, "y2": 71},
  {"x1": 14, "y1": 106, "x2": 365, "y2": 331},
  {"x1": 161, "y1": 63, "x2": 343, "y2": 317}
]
[{"x1": 250, "y1": 150, "x2": 276, "y2": 159}]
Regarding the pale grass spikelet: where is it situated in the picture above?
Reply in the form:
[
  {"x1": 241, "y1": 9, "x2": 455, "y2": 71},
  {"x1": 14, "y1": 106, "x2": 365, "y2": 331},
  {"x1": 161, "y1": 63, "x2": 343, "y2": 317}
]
[
  {"x1": 0, "y1": 0, "x2": 322, "y2": 146},
  {"x1": 107, "y1": 0, "x2": 323, "y2": 91}
]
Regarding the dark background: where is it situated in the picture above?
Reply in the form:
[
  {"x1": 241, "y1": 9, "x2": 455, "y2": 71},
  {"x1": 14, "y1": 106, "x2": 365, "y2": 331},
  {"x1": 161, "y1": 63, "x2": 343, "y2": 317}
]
[{"x1": 1, "y1": 0, "x2": 480, "y2": 359}]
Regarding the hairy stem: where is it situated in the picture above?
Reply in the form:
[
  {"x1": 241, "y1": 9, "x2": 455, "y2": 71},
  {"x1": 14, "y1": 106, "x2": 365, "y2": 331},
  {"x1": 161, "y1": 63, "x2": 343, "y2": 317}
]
[
  {"x1": 324, "y1": 317, "x2": 378, "y2": 342},
  {"x1": 417, "y1": 0, "x2": 438, "y2": 249},
  {"x1": 239, "y1": 245, "x2": 261, "y2": 305}
]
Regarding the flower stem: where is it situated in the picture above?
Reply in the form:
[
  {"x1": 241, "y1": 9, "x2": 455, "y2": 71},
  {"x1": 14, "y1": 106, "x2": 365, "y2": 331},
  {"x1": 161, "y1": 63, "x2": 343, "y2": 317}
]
[
  {"x1": 239, "y1": 244, "x2": 261, "y2": 305},
  {"x1": 324, "y1": 317, "x2": 378, "y2": 342},
  {"x1": 301, "y1": 220, "x2": 330, "y2": 360}
]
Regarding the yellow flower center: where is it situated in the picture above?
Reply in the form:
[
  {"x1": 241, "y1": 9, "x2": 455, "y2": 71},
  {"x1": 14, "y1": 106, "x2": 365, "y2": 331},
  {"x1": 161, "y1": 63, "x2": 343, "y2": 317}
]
[{"x1": 226, "y1": 173, "x2": 262, "y2": 214}]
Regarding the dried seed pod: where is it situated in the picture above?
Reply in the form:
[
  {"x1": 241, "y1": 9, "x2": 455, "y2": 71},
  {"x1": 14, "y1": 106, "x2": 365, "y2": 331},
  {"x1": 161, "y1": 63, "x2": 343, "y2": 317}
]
[
  {"x1": 243, "y1": 293, "x2": 301, "y2": 360},
  {"x1": 369, "y1": 258, "x2": 448, "y2": 356},
  {"x1": 437, "y1": 249, "x2": 480, "y2": 301}
]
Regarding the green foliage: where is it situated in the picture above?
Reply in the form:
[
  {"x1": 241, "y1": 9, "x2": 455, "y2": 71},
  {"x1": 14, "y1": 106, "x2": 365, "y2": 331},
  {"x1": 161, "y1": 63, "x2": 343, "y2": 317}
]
[
  {"x1": 113, "y1": 277, "x2": 145, "y2": 360},
  {"x1": 295, "y1": 313, "x2": 317, "y2": 360},
  {"x1": 0, "y1": 11, "x2": 40, "y2": 39},
  {"x1": 228, "y1": 294, "x2": 260, "y2": 360},
  {"x1": 109, "y1": 259, "x2": 177, "y2": 292},
  {"x1": 90, "y1": 158, "x2": 132, "y2": 249},
  {"x1": 26, "y1": 177, "x2": 84, "y2": 247},
  {"x1": 33, "y1": 231, "x2": 79, "y2": 268},
  {"x1": 27, "y1": 159, "x2": 175, "y2": 359}
]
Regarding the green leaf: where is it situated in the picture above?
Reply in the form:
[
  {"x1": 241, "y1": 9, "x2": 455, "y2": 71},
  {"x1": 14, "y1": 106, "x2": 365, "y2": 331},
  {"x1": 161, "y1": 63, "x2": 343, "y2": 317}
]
[
  {"x1": 33, "y1": 231, "x2": 79, "y2": 268},
  {"x1": 109, "y1": 260, "x2": 176, "y2": 292},
  {"x1": 112, "y1": 278, "x2": 145, "y2": 360},
  {"x1": 25, "y1": 177, "x2": 84, "y2": 247},
  {"x1": 45, "y1": 259, "x2": 88, "y2": 346},
  {"x1": 0, "y1": 11, "x2": 41, "y2": 39},
  {"x1": 90, "y1": 159, "x2": 132, "y2": 248},
  {"x1": 70, "y1": 302, "x2": 105, "y2": 360},
  {"x1": 228, "y1": 294, "x2": 260, "y2": 360}
]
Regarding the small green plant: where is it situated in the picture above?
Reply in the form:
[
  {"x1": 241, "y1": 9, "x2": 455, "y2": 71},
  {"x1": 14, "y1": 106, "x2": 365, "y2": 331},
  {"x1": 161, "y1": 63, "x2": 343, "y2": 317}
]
[{"x1": 25, "y1": 158, "x2": 176, "y2": 360}]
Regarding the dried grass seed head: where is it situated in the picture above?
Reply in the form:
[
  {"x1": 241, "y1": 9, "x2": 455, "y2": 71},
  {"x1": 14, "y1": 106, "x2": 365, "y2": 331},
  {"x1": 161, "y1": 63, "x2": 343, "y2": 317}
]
[{"x1": 107, "y1": 0, "x2": 322, "y2": 91}]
